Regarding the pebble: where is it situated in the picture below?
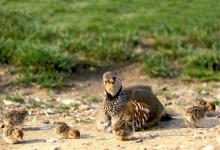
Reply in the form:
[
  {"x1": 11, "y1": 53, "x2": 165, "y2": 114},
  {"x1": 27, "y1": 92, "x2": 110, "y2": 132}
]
[
  {"x1": 193, "y1": 131, "x2": 206, "y2": 139},
  {"x1": 79, "y1": 105, "x2": 89, "y2": 111},
  {"x1": 40, "y1": 124, "x2": 53, "y2": 130},
  {"x1": 201, "y1": 90, "x2": 209, "y2": 95},
  {"x1": 135, "y1": 138, "x2": 144, "y2": 143},
  {"x1": 44, "y1": 108, "x2": 54, "y2": 116},
  {"x1": 46, "y1": 137, "x2": 59, "y2": 143},
  {"x1": 3, "y1": 99, "x2": 18, "y2": 105}
]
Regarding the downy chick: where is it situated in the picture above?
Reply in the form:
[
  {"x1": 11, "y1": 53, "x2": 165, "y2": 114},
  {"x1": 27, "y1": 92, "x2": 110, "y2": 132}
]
[
  {"x1": 185, "y1": 101, "x2": 216, "y2": 128},
  {"x1": 113, "y1": 103, "x2": 135, "y2": 141},
  {"x1": 3, "y1": 109, "x2": 28, "y2": 127},
  {"x1": 53, "y1": 122, "x2": 80, "y2": 139},
  {"x1": 2, "y1": 126, "x2": 23, "y2": 144}
]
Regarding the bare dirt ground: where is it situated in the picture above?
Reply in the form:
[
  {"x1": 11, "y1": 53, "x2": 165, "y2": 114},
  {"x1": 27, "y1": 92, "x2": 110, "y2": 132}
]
[{"x1": 1, "y1": 64, "x2": 220, "y2": 150}]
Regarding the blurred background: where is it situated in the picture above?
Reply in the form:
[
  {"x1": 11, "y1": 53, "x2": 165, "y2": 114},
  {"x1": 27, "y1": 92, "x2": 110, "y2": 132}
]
[{"x1": 0, "y1": 0, "x2": 219, "y2": 88}]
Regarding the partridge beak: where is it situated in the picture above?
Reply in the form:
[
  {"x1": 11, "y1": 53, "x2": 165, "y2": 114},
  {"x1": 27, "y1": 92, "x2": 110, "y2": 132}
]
[{"x1": 108, "y1": 79, "x2": 114, "y2": 84}]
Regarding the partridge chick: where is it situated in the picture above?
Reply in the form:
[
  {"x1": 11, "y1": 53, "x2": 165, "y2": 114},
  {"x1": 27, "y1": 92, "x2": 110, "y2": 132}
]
[
  {"x1": 3, "y1": 109, "x2": 28, "y2": 127},
  {"x1": 113, "y1": 120, "x2": 134, "y2": 141},
  {"x1": 113, "y1": 104, "x2": 135, "y2": 141},
  {"x1": 53, "y1": 122, "x2": 80, "y2": 139},
  {"x1": 185, "y1": 101, "x2": 216, "y2": 128},
  {"x1": 2, "y1": 126, "x2": 23, "y2": 144}
]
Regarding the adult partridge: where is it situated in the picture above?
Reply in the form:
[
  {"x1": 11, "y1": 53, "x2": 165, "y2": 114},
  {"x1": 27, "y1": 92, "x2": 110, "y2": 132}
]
[{"x1": 96, "y1": 71, "x2": 168, "y2": 132}]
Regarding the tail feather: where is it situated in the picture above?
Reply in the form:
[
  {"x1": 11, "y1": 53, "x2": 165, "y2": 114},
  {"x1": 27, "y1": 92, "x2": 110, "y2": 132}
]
[{"x1": 160, "y1": 112, "x2": 173, "y2": 121}]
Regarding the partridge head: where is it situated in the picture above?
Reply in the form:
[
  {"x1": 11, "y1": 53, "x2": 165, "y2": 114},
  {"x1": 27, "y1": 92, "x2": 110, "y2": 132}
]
[{"x1": 103, "y1": 71, "x2": 122, "y2": 97}]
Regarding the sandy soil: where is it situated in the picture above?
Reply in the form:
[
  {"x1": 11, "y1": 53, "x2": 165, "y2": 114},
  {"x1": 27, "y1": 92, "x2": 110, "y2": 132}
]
[{"x1": 1, "y1": 64, "x2": 220, "y2": 150}]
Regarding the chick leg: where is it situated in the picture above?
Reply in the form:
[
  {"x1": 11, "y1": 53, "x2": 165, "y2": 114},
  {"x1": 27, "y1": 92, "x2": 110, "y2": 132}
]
[
  {"x1": 184, "y1": 118, "x2": 190, "y2": 128},
  {"x1": 192, "y1": 122, "x2": 199, "y2": 128}
]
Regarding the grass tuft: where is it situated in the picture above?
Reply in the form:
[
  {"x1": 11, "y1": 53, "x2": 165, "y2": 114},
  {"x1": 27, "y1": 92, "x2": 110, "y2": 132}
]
[
  {"x1": 142, "y1": 51, "x2": 178, "y2": 78},
  {"x1": 5, "y1": 94, "x2": 25, "y2": 103}
]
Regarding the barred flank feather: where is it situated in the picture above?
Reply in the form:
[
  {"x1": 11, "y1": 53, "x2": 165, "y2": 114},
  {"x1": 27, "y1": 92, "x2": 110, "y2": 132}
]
[
  {"x1": 127, "y1": 101, "x2": 150, "y2": 130},
  {"x1": 185, "y1": 106, "x2": 206, "y2": 121}
]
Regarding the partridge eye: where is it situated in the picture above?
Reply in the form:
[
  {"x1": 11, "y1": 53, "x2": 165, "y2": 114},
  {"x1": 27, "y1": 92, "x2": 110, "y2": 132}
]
[{"x1": 112, "y1": 77, "x2": 116, "y2": 80}]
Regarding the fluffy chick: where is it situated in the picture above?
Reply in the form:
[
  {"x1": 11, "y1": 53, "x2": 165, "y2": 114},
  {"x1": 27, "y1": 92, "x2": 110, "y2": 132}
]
[
  {"x1": 3, "y1": 109, "x2": 28, "y2": 127},
  {"x1": 2, "y1": 126, "x2": 23, "y2": 144},
  {"x1": 53, "y1": 122, "x2": 80, "y2": 139},
  {"x1": 112, "y1": 104, "x2": 135, "y2": 141},
  {"x1": 113, "y1": 120, "x2": 134, "y2": 141},
  {"x1": 185, "y1": 101, "x2": 215, "y2": 128}
]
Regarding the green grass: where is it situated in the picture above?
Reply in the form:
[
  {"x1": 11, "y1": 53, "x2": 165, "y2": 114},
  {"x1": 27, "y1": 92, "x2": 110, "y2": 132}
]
[
  {"x1": 213, "y1": 100, "x2": 220, "y2": 106},
  {"x1": 54, "y1": 105, "x2": 71, "y2": 113},
  {"x1": 0, "y1": 0, "x2": 220, "y2": 87},
  {"x1": 5, "y1": 94, "x2": 25, "y2": 103}
]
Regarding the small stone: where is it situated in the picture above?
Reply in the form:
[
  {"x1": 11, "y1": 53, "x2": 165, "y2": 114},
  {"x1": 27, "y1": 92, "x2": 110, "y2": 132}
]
[
  {"x1": 79, "y1": 105, "x2": 89, "y2": 111},
  {"x1": 201, "y1": 90, "x2": 209, "y2": 95},
  {"x1": 46, "y1": 137, "x2": 59, "y2": 143},
  {"x1": 44, "y1": 108, "x2": 54, "y2": 116},
  {"x1": 34, "y1": 97, "x2": 41, "y2": 101},
  {"x1": 135, "y1": 138, "x2": 144, "y2": 143},
  {"x1": 3, "y1": 99, "x2": 17, "y2": 105},
  {"x1": 193, "y1": 131, "x2": 206, "y2": 139},
  {"x1": 41, "y1": 124, "x2": 53, "y2": 130}
]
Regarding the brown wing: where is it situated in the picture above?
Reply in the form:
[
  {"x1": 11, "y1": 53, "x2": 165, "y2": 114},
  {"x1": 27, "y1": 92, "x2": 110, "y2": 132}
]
[
  {"x1": 130, "y1": 89, "x2": 164, "y2": 118},
  {"x1": 125, "y1": 100, "x2": 150, "y2": 130},
  {"x1": 123, "y1": 85, "x2": 152, "y2": 99}
]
